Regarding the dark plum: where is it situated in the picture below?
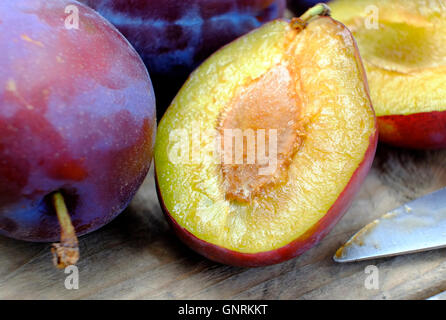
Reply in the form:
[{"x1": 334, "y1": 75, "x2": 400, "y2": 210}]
[
  {"x1": 79, "y1": 0, "x2": 286, "y2": 113},
  {"x1": 0, "y1": 0, "x2": 156, "y2": 266}
]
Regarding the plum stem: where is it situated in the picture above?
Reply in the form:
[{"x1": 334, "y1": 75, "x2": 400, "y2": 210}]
[
  {"x1": 291, "y1": 3, "x2": 331, "y2": 30},
  {"x1": 51, "y1": 192, "x2": 79, "y2": 269}
]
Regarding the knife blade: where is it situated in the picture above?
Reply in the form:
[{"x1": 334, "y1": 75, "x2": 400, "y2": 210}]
[
  {"x1": 427, "y1": 290, "x2": 446, "y2": 300},
  {"x1": 334, "y1": 187, "x2": 446, "y2": 263}
]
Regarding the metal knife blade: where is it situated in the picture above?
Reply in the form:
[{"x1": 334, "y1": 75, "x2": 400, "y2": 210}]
[
  {"x1": 427, "y1": 290, "x2": 446, "y2": 300},
  {"x1": 334, "y1": 187, "x2": 446, "y2": 263}
]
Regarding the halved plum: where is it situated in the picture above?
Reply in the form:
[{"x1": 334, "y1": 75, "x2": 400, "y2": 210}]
[
  {"x1": 330, "y1": 0, "x2": 446, "y2": 149},
  {"x1": 155, "y1": 6, "x2": 377, "y2": 267}
]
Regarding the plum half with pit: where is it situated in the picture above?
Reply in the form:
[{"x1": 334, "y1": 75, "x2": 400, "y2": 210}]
[
  {"x1": 155, "y1": 5, "x2": 377, "y2": 267},
  {"x1": 0, "y1": 0, "x2": 156, "y2": 267},
  {"x1": 79, "y1": 0, "x2": 286, "y2": 113}
]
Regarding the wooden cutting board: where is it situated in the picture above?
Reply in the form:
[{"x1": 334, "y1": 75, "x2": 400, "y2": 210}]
[{"x1": 0, "y1": 144, "x2": 445, "y2": 300}]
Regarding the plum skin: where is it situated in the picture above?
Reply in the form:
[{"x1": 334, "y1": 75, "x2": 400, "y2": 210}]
[
  {"x1": 0, "y1": 0, "x2": 156, "y2": 242},
  {"x1": 79, "y1": 0, "x2": 286, "y2": 112},
  {"x1": 378, "y1": 112, "x2": 446, "y2": 149}
]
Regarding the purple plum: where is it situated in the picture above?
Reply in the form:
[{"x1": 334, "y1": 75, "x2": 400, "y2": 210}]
[{"x1": 0, "y1": 0, "x2": 156, "y2": 256}]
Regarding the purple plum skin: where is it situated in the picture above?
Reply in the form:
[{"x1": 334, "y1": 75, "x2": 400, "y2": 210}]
[
  {"x1": 0, "y1": 0, "x2": 156, "y2": 242},
  {"x1": 79, "y1": 0, "x2": 286, "y2": 111}
]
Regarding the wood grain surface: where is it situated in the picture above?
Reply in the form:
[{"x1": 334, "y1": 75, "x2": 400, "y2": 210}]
[{"x1": 0, "y1": 145, "x2": 445, "y2": 300}]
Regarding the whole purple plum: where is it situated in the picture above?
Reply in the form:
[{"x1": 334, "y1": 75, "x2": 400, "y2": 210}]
[
  {"x1": 0, "y1": 0, "x2": 156, "y2": 266},
  {"x1": 79, "y1": 0, "x2": 286, "y2": 112}
]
